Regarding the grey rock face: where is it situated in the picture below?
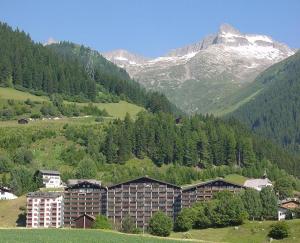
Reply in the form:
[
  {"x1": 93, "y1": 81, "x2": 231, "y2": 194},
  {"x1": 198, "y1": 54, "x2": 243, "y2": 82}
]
[{"x1": 103, "y1": 24, "x2": 295, "y2": 114}]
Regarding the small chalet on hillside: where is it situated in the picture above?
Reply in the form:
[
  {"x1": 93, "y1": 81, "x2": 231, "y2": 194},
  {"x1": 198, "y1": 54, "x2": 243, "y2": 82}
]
[
  {"x1": 37, "y1": 170, "x2": 62, "y2": 188},
  {"x1": 0, "y1": 186, "x2": 17, "y2": 200},
  {"x1": 278, "y1": 198, "x2": 300, "y2": 220}
]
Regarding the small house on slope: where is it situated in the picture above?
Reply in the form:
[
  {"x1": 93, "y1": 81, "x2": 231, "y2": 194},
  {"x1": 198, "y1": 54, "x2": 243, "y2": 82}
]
[{"x1": 0, "y1": 186, "x2": 17, "y2": 200}]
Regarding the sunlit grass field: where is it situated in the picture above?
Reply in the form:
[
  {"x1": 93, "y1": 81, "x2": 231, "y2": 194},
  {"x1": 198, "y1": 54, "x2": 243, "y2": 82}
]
[
  {"x1": 0, "y1": 196, "x2": 26, "y2": 228},
  {"x1": 0, "y1": 229, "x2": 196, "y2": 243},
  {"x1": 171, "y1": 219, "x2": 300, "y2": 243},
  {"x1": 0, "y1": 87, "x2": 144, "y2": 120}
]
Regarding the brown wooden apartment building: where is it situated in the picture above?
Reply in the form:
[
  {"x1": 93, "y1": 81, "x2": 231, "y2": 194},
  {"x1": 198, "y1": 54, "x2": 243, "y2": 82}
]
[
  {"x1": 107, "y1": 176, "x2": 182, "y2": 230},
  {"x1": 28, "y1": 176, "x2": 244, "y2": 229},
  {"x1": 63, "y1": 179, "x2": 107, "y2": 227}
]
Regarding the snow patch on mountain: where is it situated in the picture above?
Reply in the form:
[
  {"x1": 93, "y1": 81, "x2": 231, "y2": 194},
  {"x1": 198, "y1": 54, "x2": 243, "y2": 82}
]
[{"x1": 102, "y1": 24, "x2": 295, "y2": 114}]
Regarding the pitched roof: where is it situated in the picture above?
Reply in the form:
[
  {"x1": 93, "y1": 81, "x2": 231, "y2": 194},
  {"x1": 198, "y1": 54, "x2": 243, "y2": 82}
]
[
  {"x1": 27, "y1": 191, "x2": 63, "y2": 198},
  {"x1": 243, "y1": 178, "x2": 272, "y2": 188},
  {"x1": 0, "y1": 186, "x2": 12, "y2": 193},
  {"x1": 39, "y1": 170, "x2": 60, "y2": 175},
  {"x1": 73, "y1": 213, "x2": 96, "y2": 221},
  {"x1": 107, "y1": 175, "x2": 181, "y2": 189},
  {"x1": 182, "y1": 178, "x2": 245, "y2": 191},
  {"x1": 67, "y1": 179, "x2": 102, "y2": 188}
]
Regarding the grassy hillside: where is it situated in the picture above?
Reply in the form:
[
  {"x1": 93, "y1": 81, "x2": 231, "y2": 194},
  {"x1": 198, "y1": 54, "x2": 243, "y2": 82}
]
[
  {"x1": 0, "y1": 87, "x2": 143, "y2": 120},
  {"x1": 171, "y1": 219, "x2": 300, "y2": 243},
  {"x1": 0, "y1": 87, "x2": 48, "y2": 102},
  {"x1": 0, "y1": 196, "x2": 26, "y2": 227},
  {"x1": 0, "y1": 229, "x2": 196, "y2": 243}
]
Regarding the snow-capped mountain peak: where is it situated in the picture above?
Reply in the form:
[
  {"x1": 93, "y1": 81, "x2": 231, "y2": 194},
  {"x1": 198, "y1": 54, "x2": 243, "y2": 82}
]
[
  {"x1": 103, "y1": 49, "x2": 148, "y2": 67},
  {"x1": 219, "y1": 23, "x2": 241, "y2": 35},
  {"x1": 102, "y1": 24, "x2": 295, "y2": 114}
]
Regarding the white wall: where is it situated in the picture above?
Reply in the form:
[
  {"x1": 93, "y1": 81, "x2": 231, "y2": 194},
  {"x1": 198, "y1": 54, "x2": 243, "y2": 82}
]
[{"x1": 0, "y1": 191, "x2": 17, "y2": 200}]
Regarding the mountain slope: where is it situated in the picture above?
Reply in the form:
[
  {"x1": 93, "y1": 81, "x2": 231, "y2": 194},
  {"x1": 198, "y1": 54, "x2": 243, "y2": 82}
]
[
  {"x1": 0, "y1": 22, "x2": 97, "y2": 100},
  {"x1": 0, "y1": 22, "x2": 179, "y2": 115},
  {"x1": 48, "y1": 42, "x2": 182, "y2": 115},
  {"x1": 230, "y1": 51, "x2": 300, "y2": 154},
  {"x1": 104, "y1": 24, "x2": 294, "y2": 114}
]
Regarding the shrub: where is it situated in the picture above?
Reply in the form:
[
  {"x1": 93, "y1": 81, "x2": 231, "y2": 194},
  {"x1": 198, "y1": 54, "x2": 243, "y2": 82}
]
[
  {"x1": 148, "y1": 211, "x2": 173, "y2": 237},
  {"x1": 75, "y1": 157, "x2": 97, "y2": 178},
  {"x1": 92, "y1": 215, "x2": 112, "y2": 229},
  {"x1": 268, "y1": 221, "x2": 290, "y2": 239},
  {"x1": 13, "y1": 147, "x2": 33, "y2": 164},
  {"x1": 0, "y1": 155, "x2": 12, "y2": 172},
  {"x1": 30, "y1": 113, "x2": 41, "y2": 119},
  {"x1": 95, "y1": 117, "x2": 104, "y2": 122},
  {"x1": 121, "y1": 215, "x2": 140, "y2": 234},
  {"x1": 174, "y1": 208, "x2": 194, "y2": 232}
]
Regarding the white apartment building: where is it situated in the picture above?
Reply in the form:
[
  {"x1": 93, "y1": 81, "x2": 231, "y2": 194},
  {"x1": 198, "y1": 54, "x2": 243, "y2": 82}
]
[
  {"x1": 26, "y1": 192, "x2": 63, "y2": 228},
  {"x1": 0, "y1": 186, "x2": 17, "y2": 200},
  {"x1": 39, "y1": 170, "x2": 62, "y2": 188}
]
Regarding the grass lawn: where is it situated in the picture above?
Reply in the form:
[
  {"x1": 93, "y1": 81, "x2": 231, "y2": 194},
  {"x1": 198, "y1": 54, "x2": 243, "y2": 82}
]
[
  {"x1": 0, "y1": 229, "x2": 199, "y2": 243},
  {"x1": 171, "y1": 219, "x2": 300, "y2": 243},
  {"x1": 0, "y1": 87, "x2": 144, "y2": 120},
  {"x1": 0, "y1": 87, "x2": 48, "y2": 102},
  {"x1": 0, "y1": 196, "x2": 26, "y2": 227},
  {"x1": 68, "y1": 100, "x2": 144, "y2": 119}
]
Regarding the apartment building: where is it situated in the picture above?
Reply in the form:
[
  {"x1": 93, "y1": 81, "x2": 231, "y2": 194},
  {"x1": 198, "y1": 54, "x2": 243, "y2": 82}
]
[
  {"x1": 26, "y1": 192, "x2": 63, "y2": 228},
  {"x1": 107, "y1": 176, "x2": 182, "y2": 230},
  {"x1": 26, "y1": 176, "x2": 245, "y2": 229},
  {"x1": 63, "y1": 179, "x2": 107, "y2": 228},
  {"x1": 182, "y1": 179, "x2": 244, "y2": 208}
]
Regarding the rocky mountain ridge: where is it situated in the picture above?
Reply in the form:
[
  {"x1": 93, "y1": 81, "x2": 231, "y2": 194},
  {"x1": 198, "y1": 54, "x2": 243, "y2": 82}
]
[{"x1": 104, "y1": 24, "x2": 295, "y2": 114}]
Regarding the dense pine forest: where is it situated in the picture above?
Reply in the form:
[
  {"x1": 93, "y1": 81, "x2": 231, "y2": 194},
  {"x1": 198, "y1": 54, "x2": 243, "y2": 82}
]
[
  {"x1": 1, "y1": 112, "x2": 300, "y2": 196},
  {"x1": 0, "y1": 22, "x2": 179, "y2": 114},
  {"x1": 231, "y1": 51, "x2": 300, "y2": 154}
]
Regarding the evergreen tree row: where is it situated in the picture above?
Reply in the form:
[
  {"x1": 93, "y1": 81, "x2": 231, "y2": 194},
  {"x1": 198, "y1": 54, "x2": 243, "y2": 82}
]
[{"x1": 102, "y1": 112, "x2": 300, "y2": 177}]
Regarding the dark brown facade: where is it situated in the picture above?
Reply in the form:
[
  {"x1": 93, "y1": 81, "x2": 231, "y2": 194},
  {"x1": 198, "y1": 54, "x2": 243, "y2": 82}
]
[
  {"x1": 74, "y1": 213, "x2": 95, "y2": 228},
  {"x1": 182, "y1": 179, "x2": 244, "y2": 208},
  {"x1": 64, "y1": 180, "x2": 107, "y2": 227},
  {"x1": 107, "y1": 176, "x2": 181, "y2": 230}
]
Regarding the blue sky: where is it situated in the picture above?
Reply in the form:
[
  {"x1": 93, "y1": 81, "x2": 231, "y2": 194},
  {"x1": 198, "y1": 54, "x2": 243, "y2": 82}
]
[{"x1": 1, "y1": 0, "x2": 299, "y2": 57}]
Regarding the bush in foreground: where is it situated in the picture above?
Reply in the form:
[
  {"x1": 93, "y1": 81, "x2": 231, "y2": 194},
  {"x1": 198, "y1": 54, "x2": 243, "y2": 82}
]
[
  {"x1": 148, "y1": 211, "x2": 173, "y2": 237},
  {"x1": 92, "y1": 215, "x2": 112, "y2": 229},
  {"x1": 174, "y1": 208, "x2": 195, "y2": 232},
  {"x1": 268, "y1": 221, "x2": 290, "y2": 239},
  {"x1": 121, "y1": 215, "x2": 141, "y2": 234}
]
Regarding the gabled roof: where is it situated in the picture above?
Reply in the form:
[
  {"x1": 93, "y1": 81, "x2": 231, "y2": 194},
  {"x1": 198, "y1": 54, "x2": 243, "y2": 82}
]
[
  {"x1": 27, "y1": 191, "x2": 63, "y2": 198},
  {"x1": 0, "y1": 186, "x2": 12, "y2": 193},
  {"x1": 39, "y1": 170, "x2": 60, "y2": 175},
  {"x1": 73, "y1": 213, "x2": 96, "y2": 221},
  {"x1": 244, "y1": 178, "x2": 272, "y2": 188},
  {"x1": 66, "y1": 179, "x2": 102, "y2": 189},
  {"x1": 107, "y1": 175, "x2": 181, "y2": 189},
  {"x1": 182, "y1": 178, "x2": 245, "y2": 191}
]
